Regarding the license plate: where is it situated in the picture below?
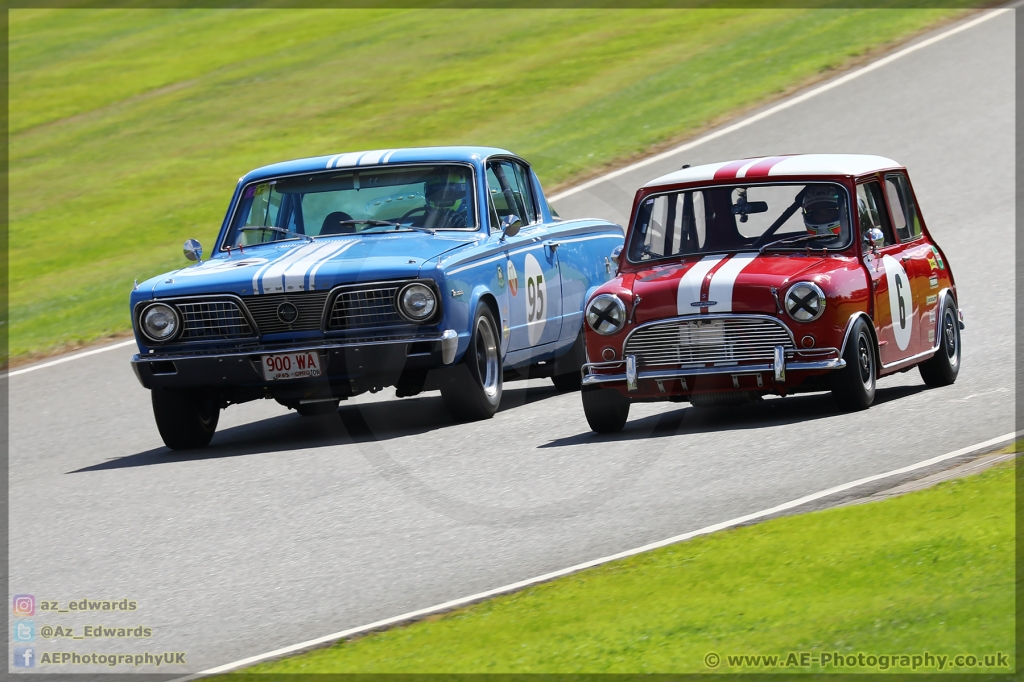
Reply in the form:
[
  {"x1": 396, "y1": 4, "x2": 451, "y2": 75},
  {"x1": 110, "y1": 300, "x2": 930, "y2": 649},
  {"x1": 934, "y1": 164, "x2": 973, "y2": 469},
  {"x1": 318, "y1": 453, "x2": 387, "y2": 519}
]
[{"x1": 261, "y1": 351, "x2": 322, "y2": 381}]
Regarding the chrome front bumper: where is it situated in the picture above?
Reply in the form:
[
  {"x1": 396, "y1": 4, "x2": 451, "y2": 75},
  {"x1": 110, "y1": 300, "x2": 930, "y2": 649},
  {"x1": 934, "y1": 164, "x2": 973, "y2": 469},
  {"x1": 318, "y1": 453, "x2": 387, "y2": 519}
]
[{"x1": 582, "y1": 346, "x2": 845, "y2": 391}]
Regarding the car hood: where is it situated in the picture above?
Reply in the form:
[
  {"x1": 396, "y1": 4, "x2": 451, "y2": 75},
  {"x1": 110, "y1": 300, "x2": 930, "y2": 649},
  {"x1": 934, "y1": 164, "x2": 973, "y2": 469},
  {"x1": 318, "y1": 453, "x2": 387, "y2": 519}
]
[
  {"x1": 143, "y1": 233, "x2": 477, "y2": 297},
  {"x1": 625, "y1": 252, "x2": 854, "y2": 324}
]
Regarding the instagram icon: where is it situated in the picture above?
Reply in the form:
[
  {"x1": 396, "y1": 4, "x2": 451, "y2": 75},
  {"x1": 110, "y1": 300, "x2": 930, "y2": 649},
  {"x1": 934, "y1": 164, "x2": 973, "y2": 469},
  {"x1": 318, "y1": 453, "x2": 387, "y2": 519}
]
[{"x1": 12, "y1": 595, "x2": 35, "y2": 617}]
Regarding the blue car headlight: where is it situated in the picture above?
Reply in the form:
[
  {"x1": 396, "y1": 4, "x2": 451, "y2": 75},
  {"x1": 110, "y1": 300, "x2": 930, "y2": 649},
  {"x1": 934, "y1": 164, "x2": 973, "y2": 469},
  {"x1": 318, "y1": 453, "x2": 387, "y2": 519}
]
[
  {"x1": 397, "y1": 283, "x2": 437, "y2": 322},
  {"x1": 140, "y1": 303, "x2": 180, "y2": 342}
]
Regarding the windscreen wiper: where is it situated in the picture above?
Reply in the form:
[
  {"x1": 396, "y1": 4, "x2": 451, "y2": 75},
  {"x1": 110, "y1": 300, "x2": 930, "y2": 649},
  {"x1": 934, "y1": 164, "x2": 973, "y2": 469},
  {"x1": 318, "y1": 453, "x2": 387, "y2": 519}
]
[
  {"x1": 337, "y1": 219, "x2": 435, "y2": 235},
  {"x1": 239, "y1": 225, "x2": 313, "y2": 242},
  {"x1": 758, "y1": 233, "x2": 833, "y2": 253}
]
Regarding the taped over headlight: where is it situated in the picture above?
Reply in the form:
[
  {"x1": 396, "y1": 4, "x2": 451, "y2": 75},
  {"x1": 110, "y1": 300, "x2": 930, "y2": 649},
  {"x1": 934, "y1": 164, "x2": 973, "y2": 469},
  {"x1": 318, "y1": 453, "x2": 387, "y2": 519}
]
[
  {"x1": 397, "y1": 283, "x2": 437, "y2": 322},
  {"x1": 140, "y1": 303, "x2": 180, "y2": 342},
  {"x1": 586, "y1": 294, "x2": 627, "y2": 335},
  {"x1": 784, "y1": 282, "x2": 826, "y2": 322}
]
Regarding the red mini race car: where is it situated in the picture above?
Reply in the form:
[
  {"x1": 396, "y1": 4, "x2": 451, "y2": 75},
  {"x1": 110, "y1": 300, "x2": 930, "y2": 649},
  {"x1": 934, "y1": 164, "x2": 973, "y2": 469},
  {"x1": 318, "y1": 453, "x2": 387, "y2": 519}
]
[{"x1": 579, "y1": 154, "x2": 963, "y2": 433}]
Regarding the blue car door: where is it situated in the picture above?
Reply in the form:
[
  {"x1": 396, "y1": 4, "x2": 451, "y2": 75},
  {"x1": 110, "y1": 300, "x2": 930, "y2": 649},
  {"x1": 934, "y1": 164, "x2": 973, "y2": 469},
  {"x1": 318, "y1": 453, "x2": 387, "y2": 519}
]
[{"x1": 486, "y1": 159, "x2": 562, "y2": 352}]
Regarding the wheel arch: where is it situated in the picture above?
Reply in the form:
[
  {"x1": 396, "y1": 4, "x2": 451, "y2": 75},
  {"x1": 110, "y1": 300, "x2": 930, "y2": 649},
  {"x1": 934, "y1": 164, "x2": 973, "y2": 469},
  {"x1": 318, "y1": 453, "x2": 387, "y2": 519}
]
[
  {"x1": 465, "y1": 286, "x2": 503, "y2": 358},
  {"x1": 839, "y1": 311, "x2": 881, "y2": 376}
]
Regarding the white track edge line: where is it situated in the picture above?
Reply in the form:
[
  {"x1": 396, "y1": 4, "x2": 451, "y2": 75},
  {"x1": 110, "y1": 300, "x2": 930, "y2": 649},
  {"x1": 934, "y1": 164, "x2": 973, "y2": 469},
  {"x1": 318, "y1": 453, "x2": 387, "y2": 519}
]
[
  {"x1": 4, "y1": 340, "x2": 137, "y2": 378},
  {"x1": 6, "y1": 8, "x2": 1006, "y2": 379},
  {"x1": 171, "y1": 429, "x2": 1019, "y2": 681},
  {"x1": 546, "y1": 7, "x2": 1010, "y2": 203}
]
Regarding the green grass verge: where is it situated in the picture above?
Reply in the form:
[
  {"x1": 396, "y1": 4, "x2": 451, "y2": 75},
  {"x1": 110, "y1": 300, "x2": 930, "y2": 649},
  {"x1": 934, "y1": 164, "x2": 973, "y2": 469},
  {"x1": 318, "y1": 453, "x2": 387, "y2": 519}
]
[
  {"x1": 225, "y1": 462, "x2": 1014, "y2": 675},
  {"x1": 11, "y1": 8, "x2": 963, "y2": 359}
]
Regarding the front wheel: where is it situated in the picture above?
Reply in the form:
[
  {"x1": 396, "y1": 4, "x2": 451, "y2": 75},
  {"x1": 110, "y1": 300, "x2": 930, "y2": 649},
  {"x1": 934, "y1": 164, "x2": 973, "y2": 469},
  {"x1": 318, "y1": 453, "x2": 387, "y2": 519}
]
[
  {"x1": 831, "y1": 318, "x2": 876, "y2": 411},
  {"x1": 152, "y1": 389, "x2": 220, "y2": 450},
  {"x1": 918, "y1": 295, "x2": 961, "y2": 387},
  {"x1": 440, "y1": 306, "x2": 503, "y2": 421},
  {"x1": 581, "y1": 386, "x2": 630, "y2": 433}
]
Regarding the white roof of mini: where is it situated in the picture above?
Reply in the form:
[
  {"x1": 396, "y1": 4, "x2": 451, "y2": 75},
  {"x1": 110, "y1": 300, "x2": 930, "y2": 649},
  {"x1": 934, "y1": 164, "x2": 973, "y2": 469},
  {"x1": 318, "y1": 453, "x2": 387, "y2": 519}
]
[{"x1": 644, "y1": 154, "x2": 902, "y2": 188}]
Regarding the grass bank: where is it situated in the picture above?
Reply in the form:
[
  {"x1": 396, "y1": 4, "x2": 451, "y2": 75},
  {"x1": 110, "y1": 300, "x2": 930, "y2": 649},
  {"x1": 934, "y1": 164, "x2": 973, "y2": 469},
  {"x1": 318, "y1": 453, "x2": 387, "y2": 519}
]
[
  {"x1": 11, "y1": 8, "x2": 962, "y2": 359},
  {"x1": 226, "y1": 461, "x2": 1013, "y2": 674}
]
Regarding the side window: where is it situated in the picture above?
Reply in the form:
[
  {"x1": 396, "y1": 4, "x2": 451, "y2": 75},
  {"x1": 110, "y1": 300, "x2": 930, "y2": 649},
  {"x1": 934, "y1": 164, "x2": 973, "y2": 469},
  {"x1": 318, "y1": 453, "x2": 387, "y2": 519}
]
[
  {"x1": 486, "y1": 160, "x2": 533, "y2": 229},
  {"x1": 510, "y1": 163, "x2": 539, "y2": 224},
  {"x1": 856, "y1": 181, "x2": 896, "y2": 246},
  {"x1": 884, "y1": 173, "x2": 922, "y2": 240},
  {"x1": 486, "y1": 164, "x2": 511, "y2": 230}
]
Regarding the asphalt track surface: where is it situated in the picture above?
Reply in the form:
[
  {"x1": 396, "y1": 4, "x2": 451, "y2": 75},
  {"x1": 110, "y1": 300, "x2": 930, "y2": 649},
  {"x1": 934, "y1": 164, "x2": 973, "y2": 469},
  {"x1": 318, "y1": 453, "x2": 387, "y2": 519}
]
[{"x1": 8, "y1": 11, "x2": 1015, "y2": 674}]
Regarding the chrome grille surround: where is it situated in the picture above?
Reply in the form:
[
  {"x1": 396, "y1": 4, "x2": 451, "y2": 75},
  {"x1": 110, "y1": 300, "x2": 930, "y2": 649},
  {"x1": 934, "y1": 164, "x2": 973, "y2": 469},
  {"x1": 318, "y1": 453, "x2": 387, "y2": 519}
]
[
  {"x1": 624, "y1": 314, "x2": 796, "y2": 368},
  {"x1": 327, "y1": 280, "x2": 429, "y2": 331},
  {"x1": 241, "y1": 291, "x2": 331, "y2": 335}
]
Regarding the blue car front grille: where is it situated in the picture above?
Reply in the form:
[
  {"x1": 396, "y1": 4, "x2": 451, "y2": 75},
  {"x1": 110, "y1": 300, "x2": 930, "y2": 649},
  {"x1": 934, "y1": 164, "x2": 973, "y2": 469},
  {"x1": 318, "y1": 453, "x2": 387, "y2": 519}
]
[
  {"x1": 174, "y1": 300, "x2": 254, "y2": 340},
  {"x1": 327, "y1": 283, "x2": 408, "y2": 330},
  {"x1": 242, "y1": 292, "x2": 330, "y2": 335}
]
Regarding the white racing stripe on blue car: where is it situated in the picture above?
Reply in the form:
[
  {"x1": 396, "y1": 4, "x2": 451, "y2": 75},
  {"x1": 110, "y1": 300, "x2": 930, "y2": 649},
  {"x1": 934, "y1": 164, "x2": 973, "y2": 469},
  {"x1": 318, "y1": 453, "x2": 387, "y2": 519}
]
[
  {"x1": 281, "y1": 240, "x2": 357, "y2": 293},
  {"x1": 252, "y1": 242, "x2": 327, "y2": 294},
  {"x1": 331, "y1": 152, "x2": 363, "y2": 169},
  {"x1": 308, "y1": 240, "x2": 358, "y2": 290},
  {"x1": 705, "y1": 252, "x2": 758, "y2": 313},
  {"x1": 357, "y1": 149, "x2": 393, "y2": 166}
]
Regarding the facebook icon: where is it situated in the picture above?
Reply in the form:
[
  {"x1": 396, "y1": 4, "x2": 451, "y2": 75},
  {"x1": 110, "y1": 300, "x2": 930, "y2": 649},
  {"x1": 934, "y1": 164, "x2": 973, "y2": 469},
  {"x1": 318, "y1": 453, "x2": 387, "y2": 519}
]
[{"x1": 14, "y1": 646, "x2": 35, "y2": 668}]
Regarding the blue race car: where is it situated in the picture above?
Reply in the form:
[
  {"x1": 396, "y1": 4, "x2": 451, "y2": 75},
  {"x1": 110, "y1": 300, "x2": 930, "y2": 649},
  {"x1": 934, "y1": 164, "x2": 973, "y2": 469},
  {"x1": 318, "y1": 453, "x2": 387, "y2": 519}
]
[{"x1": 130, "y1": 146, "x2": 623, "y2": 449}]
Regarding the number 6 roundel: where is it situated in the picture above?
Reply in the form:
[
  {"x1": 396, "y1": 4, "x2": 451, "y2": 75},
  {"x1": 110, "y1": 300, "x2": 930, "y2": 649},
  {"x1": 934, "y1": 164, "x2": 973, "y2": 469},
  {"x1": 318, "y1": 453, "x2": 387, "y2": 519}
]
[{"x1": 881, "y1": 254, "x2": 913, "y2": 351}]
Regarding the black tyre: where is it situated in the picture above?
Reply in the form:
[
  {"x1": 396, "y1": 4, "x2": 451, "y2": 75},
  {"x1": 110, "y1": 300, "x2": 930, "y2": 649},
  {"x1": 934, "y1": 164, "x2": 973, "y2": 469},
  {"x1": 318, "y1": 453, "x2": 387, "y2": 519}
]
[
  {"x1": 581, "y1": 386, "x2": 630, "y2": 433},
  {"x1": 919, "y1": 295, "x2": 961, "y2": 387},
  {"x1": 551, "y1": 329, "x2": 586, "y2": 392},
  {"x1": 440, "y1": 306, "x2": 502, "y2": 421},
  {"x1": 295, "y1": 400, "x2": 340, "y2": 417},
  {"x1": 831, "y1": 318, "x2": 876, "y2": 411},
  {"x1": 152, "y1": 389, "x2": 220, "y2": 450}
]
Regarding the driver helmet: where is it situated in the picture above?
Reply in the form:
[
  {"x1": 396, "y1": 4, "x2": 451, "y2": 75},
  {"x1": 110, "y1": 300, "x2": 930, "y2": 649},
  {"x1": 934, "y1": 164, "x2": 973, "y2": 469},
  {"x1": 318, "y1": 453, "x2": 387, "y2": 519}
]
[
  {"x1": 425, "y1": 170, "x2": 467, "y2": 212},
  {"x1": 802, "y1": 185, "x2": 844, "y2": 236}
]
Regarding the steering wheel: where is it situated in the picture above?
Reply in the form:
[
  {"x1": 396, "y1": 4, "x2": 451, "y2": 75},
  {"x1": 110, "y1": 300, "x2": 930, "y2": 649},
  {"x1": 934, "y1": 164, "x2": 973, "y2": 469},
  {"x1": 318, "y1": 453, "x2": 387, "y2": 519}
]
[{"x1": 400, "y1": 207, "x2": 427, "y2": 222}]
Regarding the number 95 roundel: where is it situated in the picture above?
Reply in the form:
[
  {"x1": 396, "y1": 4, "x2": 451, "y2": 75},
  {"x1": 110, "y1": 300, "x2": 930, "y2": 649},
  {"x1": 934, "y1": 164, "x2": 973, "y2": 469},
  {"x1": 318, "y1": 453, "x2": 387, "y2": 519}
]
[
  {"x1": 882, "y1": 254, "x2": 913, "y2": 351},
  {"x1": 524, "y1": 253, "x2": 547, "y2": 346}
]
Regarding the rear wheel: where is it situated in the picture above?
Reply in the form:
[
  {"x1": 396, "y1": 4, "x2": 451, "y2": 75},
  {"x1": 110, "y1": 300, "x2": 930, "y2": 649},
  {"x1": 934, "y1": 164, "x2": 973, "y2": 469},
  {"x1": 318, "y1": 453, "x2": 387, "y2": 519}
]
[
  {"x1": 440, "y1": 306, "x2": 502, "y2": 421},
  {"x1": 152, "y1": 389, "x2": 220, "y2": 450},
  {"x1": 919, "y1": 295, "x2": 961, "y2": 387},
  {"x1": 581, "y1": 386, "x2": 630, "y2": 433},
  {"x1": 831, "y1": 318, "x2": 876, "y2": 411}
]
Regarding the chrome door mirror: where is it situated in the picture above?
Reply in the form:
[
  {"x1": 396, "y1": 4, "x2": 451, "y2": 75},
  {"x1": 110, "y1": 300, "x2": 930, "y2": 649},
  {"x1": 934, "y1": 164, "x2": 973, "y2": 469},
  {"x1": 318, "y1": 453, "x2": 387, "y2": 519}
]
[
  {"x1": 865, "y1": 228, "x2": 884, "y2": 252},
  {"x1": 609, "y1": 244, "x2": 623, "y2": 273},
  {"x1": 500, "y1": 214, "x2": 522, "y2": 240},
  {"x1": 183, "y1": 239, "x2": 203, "y2": 262}
]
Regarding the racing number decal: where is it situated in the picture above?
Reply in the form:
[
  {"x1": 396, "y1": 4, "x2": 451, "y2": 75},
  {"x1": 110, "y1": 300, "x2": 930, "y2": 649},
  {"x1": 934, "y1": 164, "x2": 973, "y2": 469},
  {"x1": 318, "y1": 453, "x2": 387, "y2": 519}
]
[
  {"x1": 524, "y1": 253, "x2": 547, "y2": 346},
  {"x1": 527, "y1": 275, "x2": 544, "y2": 321},
  {"x1": 895, "y1": 274, "x2": 906, "y2": 328},
  {"x1": 881, "y1": 254, "x2": 913, "y2": 351}
]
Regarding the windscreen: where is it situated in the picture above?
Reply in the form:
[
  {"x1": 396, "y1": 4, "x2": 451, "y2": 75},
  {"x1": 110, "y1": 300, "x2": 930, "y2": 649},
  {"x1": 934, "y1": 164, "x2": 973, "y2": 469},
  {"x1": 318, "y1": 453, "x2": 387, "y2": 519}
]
[
  {"x1": 627, "y1": 182, "x2": 851, "y2": 263},
  {"x1": 224, "y1": 164, "x2": 477, "y2": 247}
]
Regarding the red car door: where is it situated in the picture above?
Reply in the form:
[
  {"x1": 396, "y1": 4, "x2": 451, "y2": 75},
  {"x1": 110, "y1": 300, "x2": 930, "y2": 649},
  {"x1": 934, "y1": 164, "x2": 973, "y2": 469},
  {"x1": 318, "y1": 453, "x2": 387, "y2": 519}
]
[
  {"x1": 882, "y1": 172, "x2": 938, "y2": 352},
  {"x1": 857, "y1": 179, "x2": 919, "y2": 366}
]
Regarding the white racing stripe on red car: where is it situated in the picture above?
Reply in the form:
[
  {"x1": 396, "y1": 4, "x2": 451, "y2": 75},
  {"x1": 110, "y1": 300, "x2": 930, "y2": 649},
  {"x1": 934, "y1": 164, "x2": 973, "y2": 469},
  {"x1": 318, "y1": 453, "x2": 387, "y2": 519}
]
[
  {"x1": 675, "y1": 255, "x2": 726, "y2": 315},
  {"x1": 705, "y1": 252, "x2": 759, "y2": 313}
]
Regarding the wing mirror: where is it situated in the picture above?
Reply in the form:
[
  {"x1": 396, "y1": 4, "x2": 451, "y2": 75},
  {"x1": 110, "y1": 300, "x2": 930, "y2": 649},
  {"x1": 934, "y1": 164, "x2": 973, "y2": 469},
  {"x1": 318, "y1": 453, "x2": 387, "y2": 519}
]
[
  {"x1": 609, "y1": 244, "x2": 623, "y2": 274},
  {"x1": 183, "y1": 239, "x2": 203, "y2": 262},
  {"x1": 864, "y1": 228, "x2": 884, "y2": 253},
  {"x1": 500, "y1": 214, "x2": 522, "y2": 240}
]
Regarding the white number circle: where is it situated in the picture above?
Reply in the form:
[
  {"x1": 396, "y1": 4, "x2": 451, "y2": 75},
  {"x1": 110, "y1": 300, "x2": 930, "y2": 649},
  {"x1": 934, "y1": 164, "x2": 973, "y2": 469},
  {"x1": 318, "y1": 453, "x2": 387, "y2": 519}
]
[
  {"x1": 524, "y1": 253, "x2": 547, "y2": 346},
  {"x1": 882, "y1": 254, "x2": 913, "y2": 351}
]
